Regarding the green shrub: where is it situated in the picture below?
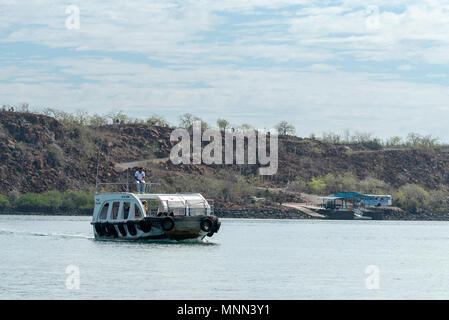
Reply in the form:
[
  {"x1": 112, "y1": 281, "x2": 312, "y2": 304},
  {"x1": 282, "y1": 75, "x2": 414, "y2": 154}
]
[
  {"x1": 321, "y1": 173, "x2": 358, "y2": 193},
  {"x1": 14, "y1": 191, "x2": 63, "y2": 210},
  {"x1": 427, "y1": 190, "x2": 449, "y2": 212},
  {"x1": 0, "y1": 194, "x2": 10, "y2": 208},
  {"x1": 306, "y1": 177, "x2": 327, "y2": 194},
  {"x1": 14, "y1": 193, "x2": 46, "y2": 210},
  {"x1": 61, "y1": 190, "x2": 94, "y2": 210},
  {"x1": 13, "y1": 190, "x2": 93, "y2": 211},
  {"x1": 304, "y1": 173, "x2": 390, "y2": 196},
  {"x1": 394, "y1": 184, "x2": 430, "y2": 213},
  {"x1": 359, "y1": 177, "x2": 389, "y2": 194}
]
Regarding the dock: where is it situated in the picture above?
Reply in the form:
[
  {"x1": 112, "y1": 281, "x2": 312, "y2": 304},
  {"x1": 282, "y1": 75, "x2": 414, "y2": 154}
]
[{"x1": 282, "y1": 203, "x2": 326, "y2": 218}]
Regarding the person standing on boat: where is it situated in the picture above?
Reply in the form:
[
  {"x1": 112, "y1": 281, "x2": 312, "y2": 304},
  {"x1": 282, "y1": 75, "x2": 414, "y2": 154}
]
[{"x1": 135, "y1": 167, "x2": 146, "y2": 194}]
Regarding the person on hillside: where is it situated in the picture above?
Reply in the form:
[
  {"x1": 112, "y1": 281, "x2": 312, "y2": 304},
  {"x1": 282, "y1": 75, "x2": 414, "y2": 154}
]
[{"x1": 135, "y1": 167, "x2": 146, "y2": 194}]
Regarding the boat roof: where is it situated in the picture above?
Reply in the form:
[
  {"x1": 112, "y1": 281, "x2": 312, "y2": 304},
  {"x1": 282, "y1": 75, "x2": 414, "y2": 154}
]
[
  {"x1": 95, "y1": 192, "x2": 209, "y2": 206},
  {"x1": 137, "y1": 193, "x2": 207, "y2": 201}
]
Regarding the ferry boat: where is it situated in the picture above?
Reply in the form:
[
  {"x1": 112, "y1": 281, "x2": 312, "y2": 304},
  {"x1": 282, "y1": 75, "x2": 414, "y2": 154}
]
[
  {"x1": 90, "y1": 192, "x2": 220, "y2": 241},
  {"x1": 320, "y1": 192, "x2": 378, "y2": 220}
]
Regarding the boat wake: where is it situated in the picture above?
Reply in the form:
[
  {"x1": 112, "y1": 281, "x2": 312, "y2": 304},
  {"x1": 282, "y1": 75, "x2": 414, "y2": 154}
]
[
  {"x1": 0, "y1": 229, "x2": 217, "y2": 245},
  {"x1": 94, "y1": 237, "x2": 218, "y2": 246},
  {"x1": 0, "y1": 229, "x2": 94, "y2": 240}
]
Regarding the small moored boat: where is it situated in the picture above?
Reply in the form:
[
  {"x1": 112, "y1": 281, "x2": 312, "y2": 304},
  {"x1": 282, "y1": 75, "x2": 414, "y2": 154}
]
[{"x1": 91, "y1": 192, "x2": 220, "y2": 241}]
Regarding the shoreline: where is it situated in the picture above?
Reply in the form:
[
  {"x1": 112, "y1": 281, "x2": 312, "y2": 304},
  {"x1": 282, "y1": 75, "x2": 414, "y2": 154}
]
[{"x1": 2, "y1": 207, "x2": 449, "y2": 221}]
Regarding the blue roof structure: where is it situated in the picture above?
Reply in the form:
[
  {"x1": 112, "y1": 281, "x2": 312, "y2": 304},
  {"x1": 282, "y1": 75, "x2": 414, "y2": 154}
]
[{"x1": 321, "y1": 192, "x2": 376, "y2": 200}]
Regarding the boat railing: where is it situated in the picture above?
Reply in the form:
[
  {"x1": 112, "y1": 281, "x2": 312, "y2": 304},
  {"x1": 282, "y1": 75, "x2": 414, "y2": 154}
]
[{"x1": 95, "y1": 182, "x2": 161, "y2": 194}]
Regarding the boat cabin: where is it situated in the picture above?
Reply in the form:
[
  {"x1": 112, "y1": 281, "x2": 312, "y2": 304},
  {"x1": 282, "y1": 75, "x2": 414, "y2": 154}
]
[{"x1": 93, "y1": 193, "x2": 212, "y2": 223}]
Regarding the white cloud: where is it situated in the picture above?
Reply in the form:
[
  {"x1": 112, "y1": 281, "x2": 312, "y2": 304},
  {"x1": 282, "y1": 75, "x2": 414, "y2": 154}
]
[
  {"x1": 397, "y1": 64, "x2": 412, "y2": 71},
  {"x1": 1, "y1": 1, "x2": 449, "y2": 140},
  {"x1": 2, "y1": 1, "x2": 449, "y2": 65},
  {"x1": 1, "y1": 56, "x2": 449, "y2": 140},
  {"x1": 426, "y1": 73, "x2": 447, "y2": 78}
]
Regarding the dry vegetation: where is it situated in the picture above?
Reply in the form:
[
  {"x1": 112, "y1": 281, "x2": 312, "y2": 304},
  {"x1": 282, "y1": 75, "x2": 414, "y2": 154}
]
[{"x1": 1, "y1": 104, "x2": 448, "y2": 213}]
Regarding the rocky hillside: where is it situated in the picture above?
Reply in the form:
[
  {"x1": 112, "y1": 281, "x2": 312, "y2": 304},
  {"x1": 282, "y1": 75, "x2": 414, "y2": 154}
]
[
  {"x1": 0, "y1": 111, "x2": 448, "y2": 198},
  {"x1": 0, "y1": 111, "x2": 172, "y2": 193},
  {"x1": 276, "y1": 137, "x2": 449, "y2": 189}
]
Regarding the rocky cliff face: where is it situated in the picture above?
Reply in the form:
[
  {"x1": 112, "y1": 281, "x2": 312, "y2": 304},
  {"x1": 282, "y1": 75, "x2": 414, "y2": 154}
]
[
  {"x1": 0, "y1": 111, "x2": 113, "y2": 193},
  {"x1": 277, "y1": 137, "x2": 449, "y2": 188},
  {"x1": 0, "y1": 111, "x2": 179, "y2": 194},
  {"x1": 0, "y1": 111, "x2": 448, "y2": 195},
  {"x1": 0, "y1": 112, "x2": 65, "y2": 192}
]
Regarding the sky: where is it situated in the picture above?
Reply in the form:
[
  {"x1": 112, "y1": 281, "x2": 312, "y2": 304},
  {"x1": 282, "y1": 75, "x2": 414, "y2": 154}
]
[{"x1": 1, "y1": 0, "x2": 449, "y2": 141}]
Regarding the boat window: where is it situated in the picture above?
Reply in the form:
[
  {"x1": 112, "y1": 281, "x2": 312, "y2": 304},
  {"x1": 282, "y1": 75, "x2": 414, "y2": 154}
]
[
  {"x1": 148, "y1": 199, "x2": 159, "y2": 216},
  {"x1": 99, "y1": 203, "x2": 109, "y2": 220},
  {"x1": 157, "y1": 201, "x2": 166, "y2": 214},
  {"x1": 167, "y1": 207, "x2": 186, "y2": 216},
  {"x1": 122, "y1": 202, "x2": 131, "y2": 219},
  {"x1": 111, "y1": 202, "x2": 120, "y2": 219},
  {"x1": 186, "y1": 199, "x2": 206, "y2": 216},
  {"x1": 189, "y1": 207, "x2": 205, "y2": 216},
  {"x1": 134, "y1": 204, "x2": 143, "y2": 219}
]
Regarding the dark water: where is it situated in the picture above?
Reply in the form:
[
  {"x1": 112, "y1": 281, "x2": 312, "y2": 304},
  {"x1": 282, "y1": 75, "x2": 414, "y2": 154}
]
[{"x1": 1, "y1": 214, "x2": 449, "y2": 299}]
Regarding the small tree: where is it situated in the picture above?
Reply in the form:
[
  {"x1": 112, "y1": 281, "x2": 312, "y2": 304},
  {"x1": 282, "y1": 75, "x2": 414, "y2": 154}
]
[
  {"x1": 178, "y1": 113, "x2": 196, "y2": 130},
  {"x1": 406, "y1": 133, "x2": 439, "y2": 148},
  {"x1": 406, "y1": 132, "x2": 422, "y2": 147},
  {"x1": 420, "y1": 135, "x2": 439, "y2": 148},
  {"x1": 386, "y1": 136, "x2": 402, "y2": 147},
  {"x1": 216, "y1": 118, "x2": 230, "y2": 131},
  {"x1": 321, "y1": 132, "x2": 341, "y2": 143},
  {"x1": 19, "y1": 103, "x2": 30, "y2": 112},
  {"x1": 89, "y1": 114, "x2": 109, "y2": 127},
  {"x1": 350, "y1": 131, "x2": 375, "y2": 144},
  {"x1": 108, "y1": 111, "x2": 129, "y2": 124},
  {"x1": 275, "y1": 121, "x2": 296, "y2": 136},
  {"x1": 179, "y1": 113, "x2": 208, "y2": 131},
  {"x1": 147, "y1": 114, "x2": 169, "y2": 127},
  {"x1": 74, "y1": 109, "x2": 89, "y2": 126}
]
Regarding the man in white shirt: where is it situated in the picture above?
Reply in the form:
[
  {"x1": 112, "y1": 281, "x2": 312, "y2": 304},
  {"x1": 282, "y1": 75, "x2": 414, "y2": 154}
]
[{"x1": 135, "y1": 167, "x2": 146, "y2": 194}]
